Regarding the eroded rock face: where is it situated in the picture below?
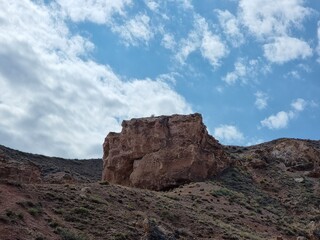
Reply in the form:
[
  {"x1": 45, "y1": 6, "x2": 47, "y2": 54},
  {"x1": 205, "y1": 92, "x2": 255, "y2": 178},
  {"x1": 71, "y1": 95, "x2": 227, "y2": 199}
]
[
  {"x1": 227, "y1": 138, "x2": 320, "y2": 177},
  {"x1": 0, "y1": 156, "x2": 41, "y2": 183},
  {"x1": 269, "y1": 139, "x2": 320, "y2": 168},
  {"x1": 102, "y1": 113, "x2": 230, "y2": 190}
]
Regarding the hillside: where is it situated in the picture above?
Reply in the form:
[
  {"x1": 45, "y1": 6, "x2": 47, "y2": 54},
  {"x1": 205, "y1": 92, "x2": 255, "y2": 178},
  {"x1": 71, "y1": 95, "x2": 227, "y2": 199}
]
[
  {"x1": 0, "y1": 138, "x2": 320, "y2": 239},
  {"x1": 0, "y1": 144, "x2": 102, "y2": 183}
]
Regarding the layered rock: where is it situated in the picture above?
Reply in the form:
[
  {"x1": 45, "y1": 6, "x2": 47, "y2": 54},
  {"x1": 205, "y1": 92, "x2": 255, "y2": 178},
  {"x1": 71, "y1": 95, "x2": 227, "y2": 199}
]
[
  {"x1": 102, "y1": 113, "x2": 230, "y2": 190},
  {"x1": 228, "y1": 138, "x2": 320, "y2": 177}
]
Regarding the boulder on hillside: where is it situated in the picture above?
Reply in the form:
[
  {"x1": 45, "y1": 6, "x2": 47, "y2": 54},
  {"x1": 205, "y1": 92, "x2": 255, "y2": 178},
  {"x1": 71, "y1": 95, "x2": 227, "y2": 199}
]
[{"x1": 102, "y1": 113, "x2": 230, "y2": 190}]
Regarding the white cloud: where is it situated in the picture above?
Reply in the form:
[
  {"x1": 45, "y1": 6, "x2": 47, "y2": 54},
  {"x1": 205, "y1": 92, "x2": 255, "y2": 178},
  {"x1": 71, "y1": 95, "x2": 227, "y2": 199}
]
[
  {"x1": 175, "y1": 30, "x2": 199, "y2": 65},
  {"x1": 201, "y1": 30, "x2": 228, "y2": 68},
  {"x1": 261, "y1": 97, "x2": 308, "y2": 130},
  {"x1": 162, "y1": 33, "x2": 176, "y2": 50},
  {"x1": 216, "y1": 86, "x2": 224, "y2": 93},
  {"x1": 222, "y1": 58, "x2": 264, "y2": 85},
  {"x1": 213, "y1": 125, "x2": 244, "y2": 144},
  {"x1": 176, "y1": 14, "x2": 228, "y2": 68},
  {"x1": 260, "y1": 111, "x2": 292, "y2": 129},
  {"x1": 286, "y1": 70, "x2": 301, "y2": 79},
  {"x1": 0, "y1": 0, "x2": 191, "y2": 158},
  {"x1": 239, "y1": 0, "x2": 312, "y2": 39},
  {"x1": 255, "y1": 91, "x2": 268, "y2": 110},
  {"x1": 223, "y1": 60, "x2": 246, "y2": 85},
  {"x1": 57, "y1": 0, "x2": 157, "y2": 47},
  {"x1": 56, "y1": 0, "x2": 131, "y2": 24},
  {"x1": 111, "y1": 14, "x2": 154, "y2": 46},
  {"x1": 145, "y1": 0, "x2": 159, "y2": 12},
  {"x1": 291, "y1": 98, "x2": 307, "y2": 111},
  {"x1": 179, "y1": 0, "x2": 193, "y2": 10},
  {"x1": 263, "y1": 36, "x2": 312, "y2": 63},
  {"x1": 216, "y1": 9, "x2": 244, "y2": 47}
]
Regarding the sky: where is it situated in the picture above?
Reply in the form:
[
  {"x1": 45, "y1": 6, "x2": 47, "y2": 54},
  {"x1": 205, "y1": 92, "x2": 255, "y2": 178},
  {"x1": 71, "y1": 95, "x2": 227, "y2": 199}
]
[{"x1": 0, "y1": 0, "x2": 319, "y2": 158}]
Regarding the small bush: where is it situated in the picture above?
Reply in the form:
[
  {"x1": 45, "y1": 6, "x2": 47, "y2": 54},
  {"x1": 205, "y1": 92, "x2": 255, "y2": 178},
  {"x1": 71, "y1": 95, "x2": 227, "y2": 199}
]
[
  {"x1": 112, "y1": 233, "x2": 128, "y2": 240},
  {"x1": 89, "y1": 196, "x2": 105, "y2": 204},
  {"x1": 28, "y1": 207, "x2": 42, "y2": 216},
  {"x1": 56, "y1": 228, "x2": 87, "y2": 240},
  {"x1": 160, "y1": 210, "x2": 180, "y2": 221},
  {"x1": 17, "y1": 200, "x2": 43, "y2": 217},
  {"x1": 211, "y1": 188, "x2": 234, "y2": 198},
  {"x1": 3, "y1": 210, "x2": 24, "y2": 223},
  {"x1": 72, "y1": 207, "x2": 90, "y2": 216},
  {"x1": 35, "y1": 236, "x2": 46, "y2": 240},
  {"x1": 5, "y1": 180, "x2": 22, "y2": 188},
  {"x1": 53, "y1": 208, "x2": 64, "y2": 214},
  {"x1": 99, "y1": 181, "x2": 109, "y2": 185},
  {"x1": 49, "y1": 220, "x2": 59, "y2": 228}
]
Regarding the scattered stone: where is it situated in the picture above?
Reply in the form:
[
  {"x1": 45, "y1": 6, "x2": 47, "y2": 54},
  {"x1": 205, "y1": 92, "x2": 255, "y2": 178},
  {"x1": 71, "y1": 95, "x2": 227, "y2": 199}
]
[
  {"x1": 142, "y1": 218, "x2": 175, "y2": 240},
  {"x1": 44, "y1": 172, "x2": 76, "y2": 184},
  {"x1": 296, "y1": 236, "x2": 307, "y2": 240},
  {"x1": 294, "y1": 177, "x2": 304, "y2": 183},
  {"x1": 249, "y1": 159, "x2": 268, "y2": 169},
  {"x1": 80, "y1": 187, "x2": 91, "y2": 197}
]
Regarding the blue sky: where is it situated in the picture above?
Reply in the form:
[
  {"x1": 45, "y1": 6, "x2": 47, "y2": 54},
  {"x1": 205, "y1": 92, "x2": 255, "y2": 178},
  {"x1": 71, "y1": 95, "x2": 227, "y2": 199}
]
[{"x1": 0, "y1": 0, "x2": 319, "y2": 158}]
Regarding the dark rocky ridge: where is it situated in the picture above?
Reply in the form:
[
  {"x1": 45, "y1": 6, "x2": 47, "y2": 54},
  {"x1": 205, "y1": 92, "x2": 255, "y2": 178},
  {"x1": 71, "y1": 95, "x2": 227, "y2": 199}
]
[{"x1": 0, "y1": 144, "x2": 102, "y2": 183}]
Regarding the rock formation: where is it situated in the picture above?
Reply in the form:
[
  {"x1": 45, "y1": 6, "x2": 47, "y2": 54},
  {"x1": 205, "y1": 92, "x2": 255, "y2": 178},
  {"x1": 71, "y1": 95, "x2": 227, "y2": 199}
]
[
  {"x1": 0, "y1": 155, "x2": 42, "y2": 183},
  {"x1": 102, "y1": 113, "x2": 230, "y2": 190},
  {"x1": 0, "y1": 144, "x2": 102, "y2": 183},
  {"x1": 230, "y1": 138, "x2": 320, "y2": 177}
]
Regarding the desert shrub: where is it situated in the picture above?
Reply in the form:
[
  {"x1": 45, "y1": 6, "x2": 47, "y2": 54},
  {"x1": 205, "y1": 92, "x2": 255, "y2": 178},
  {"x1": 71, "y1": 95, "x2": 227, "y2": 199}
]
[
  {"x1": 17, "y1": 201, "x2": 43, "y2": 216},
  {"x1": 28, "y1": 207, "x2": 42, "y2": 216},
  {"x1": 35, "y1": 236, "x2": 46, "y2": 240},
  {"x1": 5, "y1": 180, "x2": 22, "y2": 188},
  {"x1": 64, "y1": 215, "x2": 78, "y2": 222},
  {"x1": 2, "y1": 210, "x2": 24, "y2": 223},
  {"x1": 99, "y1": 181, "x2": 109, "y2": 185},
  {"x1": 211, "y1": 188, "x2": 234, "y2": 198},
  {"x1": 0, "y1": 214, "x2": 9, "y2": 224},
  {"x1": 44, "y1": 192, "x2": 63, "y2": 201},
  {"x1": 53, "y1": 208, "x2": 64, "y2": 214},
  {"x1": 112, "y1": 233, "x2": 128, "y2": 240},
  {"x1": 72, "y1": 207, "x2": 90, "y2": 216},
  {"x1": 49, "y1": 220, "x2": 59, "y2": 228},
  {"x1": 160, "y1": 210, "x2": 180, "y2": 221},
  {"x1": 89, "y1": 196, "x2": 105, "y2": 204},
  {"x1": 56, "y1": 227, "x2": 87, "y2": 240},
  {"x1": 164, "y1": 195, "x2": 180, "y2": 201}
]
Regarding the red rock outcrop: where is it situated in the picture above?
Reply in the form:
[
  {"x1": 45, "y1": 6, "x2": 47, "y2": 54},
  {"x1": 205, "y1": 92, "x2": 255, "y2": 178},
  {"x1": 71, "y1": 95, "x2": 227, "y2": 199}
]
[
  {"x1": 102, "y1": 113, "x2": 230, "y2": 190},
  {"x1": 0, "y1": 156, "x2": 42, "y2": 183}
]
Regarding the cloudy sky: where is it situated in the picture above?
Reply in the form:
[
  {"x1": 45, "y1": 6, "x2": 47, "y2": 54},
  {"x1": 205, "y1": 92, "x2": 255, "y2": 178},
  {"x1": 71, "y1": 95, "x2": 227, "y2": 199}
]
[{"x1": 0, "y1": 0, "x2": 319, "y2": 158}]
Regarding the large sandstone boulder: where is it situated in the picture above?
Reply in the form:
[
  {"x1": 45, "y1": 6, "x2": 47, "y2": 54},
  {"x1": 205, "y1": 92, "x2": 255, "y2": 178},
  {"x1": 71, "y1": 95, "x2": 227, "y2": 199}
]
[{"x1": 102, "y1": 113, "x2": 230, "y2": 190}]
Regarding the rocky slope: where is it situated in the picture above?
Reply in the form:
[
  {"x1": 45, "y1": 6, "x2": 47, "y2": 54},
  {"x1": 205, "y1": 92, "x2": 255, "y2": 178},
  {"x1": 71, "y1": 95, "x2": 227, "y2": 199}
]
[{"x1": 0, "y1": 145, "x2": 102, "y2": 183}]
